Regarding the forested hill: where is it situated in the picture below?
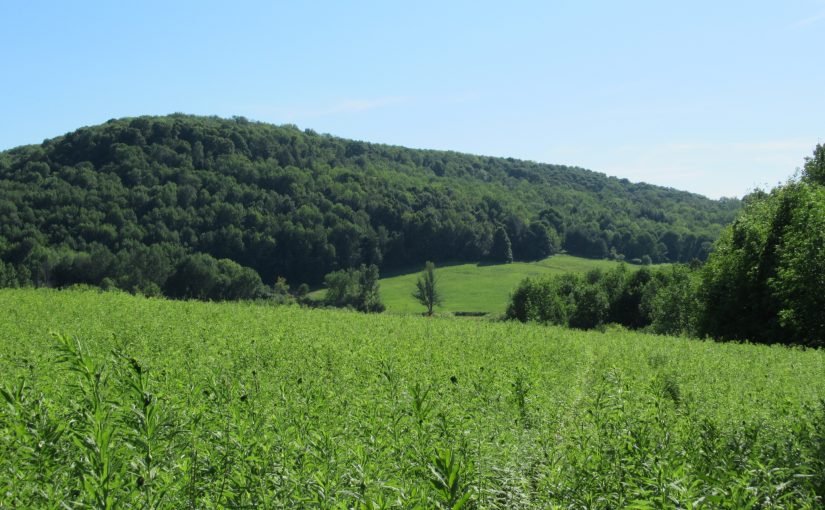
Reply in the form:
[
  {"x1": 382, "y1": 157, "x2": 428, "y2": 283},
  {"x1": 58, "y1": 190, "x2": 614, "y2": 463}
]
[{"x1": 0, "y1": 114, "x2": 739, "y2": 295}]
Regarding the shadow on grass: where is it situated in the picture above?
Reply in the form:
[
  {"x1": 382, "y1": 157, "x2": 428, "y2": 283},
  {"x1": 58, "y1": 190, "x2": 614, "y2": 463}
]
[{"x1": 377, "y1": 259, "x2": 481, "y2": 278}]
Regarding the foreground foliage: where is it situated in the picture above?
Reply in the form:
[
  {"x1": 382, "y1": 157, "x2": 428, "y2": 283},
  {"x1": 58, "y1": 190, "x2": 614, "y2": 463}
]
[{"x1": 1, "y1": 288, "x2": 824, "y2": 508}]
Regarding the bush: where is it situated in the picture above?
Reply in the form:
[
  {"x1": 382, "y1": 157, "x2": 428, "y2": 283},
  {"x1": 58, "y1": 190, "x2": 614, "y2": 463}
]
[
  {"x1": 569, "y1": 285, "x2": 609, "y2": 329},
  {"x1": 507, "y1": 264, "x2": 697, "y2": 333},
  {"x1": 646, "y1": 265, "x2": 700, "y2": 336},
  {"x1": 507, "y1": 278, "x2": 568, "y2": 325},
  {"x1": 323, "y1": 264, "x2": 385, "y2": 313}
]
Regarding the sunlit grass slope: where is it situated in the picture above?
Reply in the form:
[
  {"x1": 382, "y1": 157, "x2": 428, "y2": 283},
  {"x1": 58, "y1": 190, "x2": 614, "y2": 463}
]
[
  {"x1": 377, "y1": 254, "x2": 632, "y2": 314},
  {"x1": 1, "y1": 288, "x2": 824, "y2": 508}
]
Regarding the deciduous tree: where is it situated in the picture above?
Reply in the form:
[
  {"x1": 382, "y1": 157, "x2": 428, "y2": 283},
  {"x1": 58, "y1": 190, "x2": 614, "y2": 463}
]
[{"x1": 413, "y1": 261, "x2": 442, "y2": 316}]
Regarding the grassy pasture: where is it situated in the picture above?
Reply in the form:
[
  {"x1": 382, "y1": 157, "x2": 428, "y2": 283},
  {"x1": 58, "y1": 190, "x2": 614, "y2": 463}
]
[
  {"x1": 315, "y1": 254, "x2": 632, "y2": 315},
  {"x1": 1, "y1": 288, "x2": 824, "y2": 508}
]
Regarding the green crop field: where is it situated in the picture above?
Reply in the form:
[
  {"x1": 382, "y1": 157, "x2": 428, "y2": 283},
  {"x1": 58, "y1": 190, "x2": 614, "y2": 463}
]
[
  {"x1": 1, "y1": 289, "x2": 824, "y2": 508},
  {"x1": 315, "y1": 255, "x2": 633, "y2": 315}
]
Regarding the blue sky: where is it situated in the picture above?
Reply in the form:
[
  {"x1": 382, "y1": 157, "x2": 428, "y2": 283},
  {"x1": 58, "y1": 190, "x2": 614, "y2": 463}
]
[{"x1": 1, "y1": 1, "x2": 823, "y2": 198}]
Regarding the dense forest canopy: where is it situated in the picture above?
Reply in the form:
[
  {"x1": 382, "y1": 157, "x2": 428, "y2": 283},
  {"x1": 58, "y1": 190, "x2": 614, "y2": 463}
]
[{"x1": 0, "y1": 114, "x2": 740, "y2": 296}]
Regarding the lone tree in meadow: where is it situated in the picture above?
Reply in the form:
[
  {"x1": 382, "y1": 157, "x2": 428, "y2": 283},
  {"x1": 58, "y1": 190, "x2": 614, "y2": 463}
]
[{"x1": 413, "y1": 261, "x2": 442, "y2": 316}]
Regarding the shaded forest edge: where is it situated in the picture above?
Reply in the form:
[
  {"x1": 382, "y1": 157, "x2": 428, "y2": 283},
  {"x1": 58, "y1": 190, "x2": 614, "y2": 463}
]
[
  {"x1": 0, "y1": 114, "x2": 738, "y2": 299},
  {"x1": 508, "y1": 144, "x2": 825, "y2": 347}
]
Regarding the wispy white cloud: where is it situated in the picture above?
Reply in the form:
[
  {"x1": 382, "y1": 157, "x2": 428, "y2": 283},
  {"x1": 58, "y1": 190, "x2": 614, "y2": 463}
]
[
  {"x1": 438, "y1": 91, "x2": 483, "y2": 105},
  {"x1": 240, "y1": 96, "x2": 414, "y2": 123},
  {"x1": 793, "y1": 8, "x2": 825, "y2": 27},
  {"x1": 241, "y1": 91, "x2": 483, "y2": 125},
  {"x1": 286, "y1": 96, "x2": 413, "y2": 120},
  {"x1": 555, "y1": 138, "x2": 816, "y2": 198},
  {"x1": 316, "y1": 96, "x2": 412, "y2": 116},
  {"x1": 660, "y1": 140, "x2": 813, "y2": 152}
]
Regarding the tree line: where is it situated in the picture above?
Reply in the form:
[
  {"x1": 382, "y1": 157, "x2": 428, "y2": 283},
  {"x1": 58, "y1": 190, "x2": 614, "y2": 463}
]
[
  {"x1": 508, "y1": 144, "x2": 825, "y2": 347},
  {"x1": 0, "y1": 115, "x2": 738, "y2": 299}
]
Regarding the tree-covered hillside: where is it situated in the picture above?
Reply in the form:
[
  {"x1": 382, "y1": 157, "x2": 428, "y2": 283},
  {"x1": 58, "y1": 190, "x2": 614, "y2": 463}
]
[{"x1": 0, "y1": 115, "x2": 739, "y2": 295}]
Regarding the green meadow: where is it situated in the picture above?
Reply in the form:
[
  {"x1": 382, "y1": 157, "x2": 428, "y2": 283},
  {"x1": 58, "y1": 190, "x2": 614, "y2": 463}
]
[
  {"x1": 316, "y1": 255, "x2": 633, "y2": 315},
  {"x1": 1, "y1": 288, "x2": 823, "y2": 508}
]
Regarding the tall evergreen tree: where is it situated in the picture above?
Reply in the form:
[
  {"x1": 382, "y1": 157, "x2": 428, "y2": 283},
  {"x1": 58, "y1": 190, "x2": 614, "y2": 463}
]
[
  {"x1": 489, "y1": 226, "x2": 513, "y2": 263},
  {"x1": 519, "y1": 221, "x2": 559, "y2": 261}
]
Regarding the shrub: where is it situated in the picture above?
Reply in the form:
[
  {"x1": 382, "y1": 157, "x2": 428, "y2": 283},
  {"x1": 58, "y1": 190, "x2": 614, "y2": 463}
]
[{"x1": 323, "y1": 264, "x2": 385, "y2": 313}]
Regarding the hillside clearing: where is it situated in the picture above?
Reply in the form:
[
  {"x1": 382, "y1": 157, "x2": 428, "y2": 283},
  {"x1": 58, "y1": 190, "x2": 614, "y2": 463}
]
[{"x1": 315, "y1": 254, "x2": 645, "y2": 314}]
